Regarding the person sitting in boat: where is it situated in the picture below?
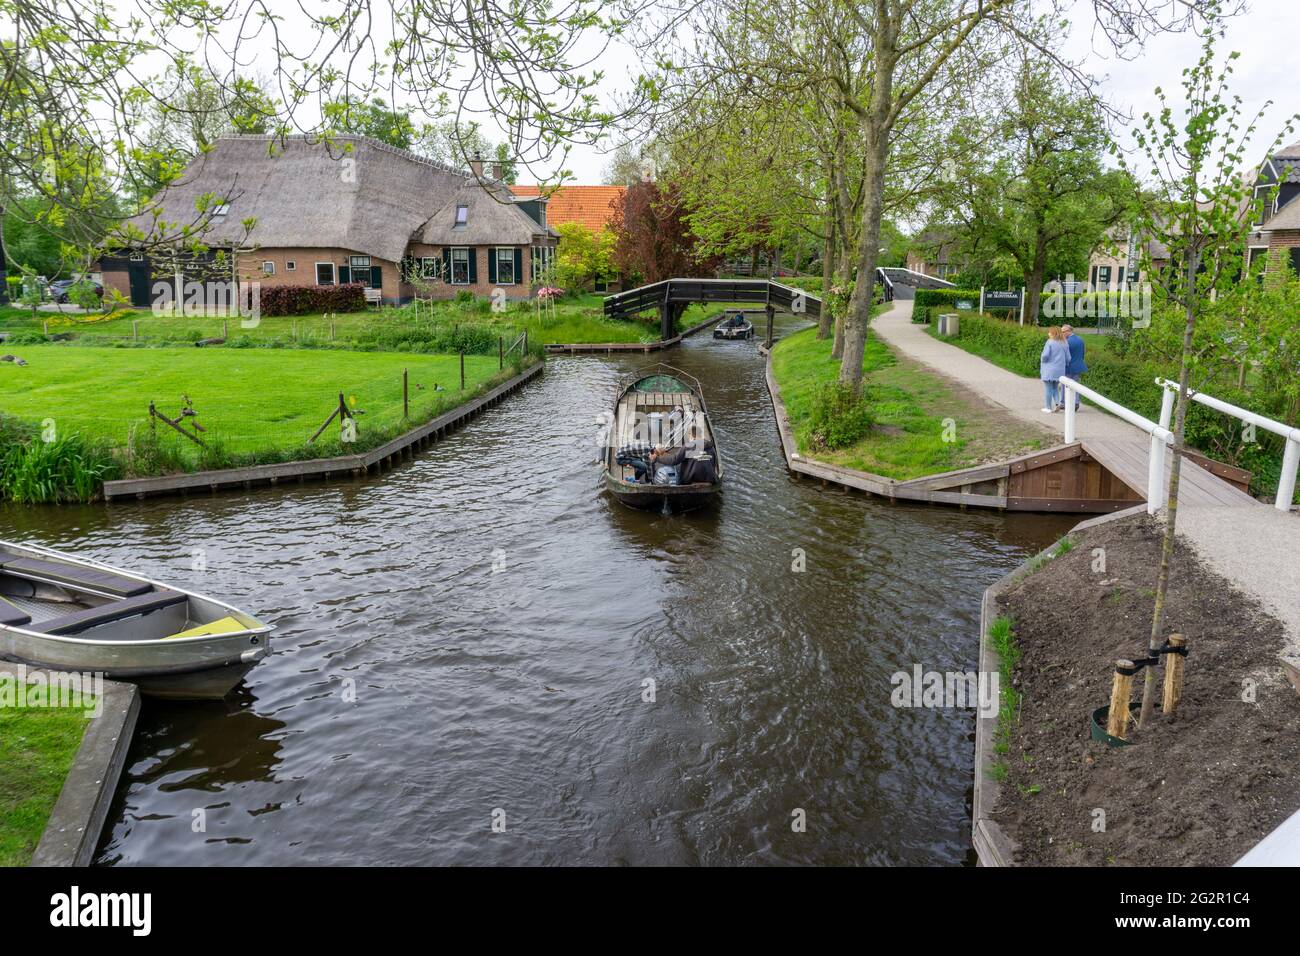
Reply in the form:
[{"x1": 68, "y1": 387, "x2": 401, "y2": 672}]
[{"x1": 650, "y1": 441, "x2": 717, "y2": 485}]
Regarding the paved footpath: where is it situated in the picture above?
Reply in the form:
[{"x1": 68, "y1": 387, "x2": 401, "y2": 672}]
[{"x1": 872, "y1": 298, "x2": 1300, "y2": 649}]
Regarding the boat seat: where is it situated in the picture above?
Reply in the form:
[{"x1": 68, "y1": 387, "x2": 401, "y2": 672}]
[
  {"x1": 2, "y1": 556, "x2": 152, "y2": 598},
  {"x1": 0, "y1": 594, "x2": 32, "y2": 627},
  {"x1": 41, "y1": 590, "x2": 187, "y2": 636}
]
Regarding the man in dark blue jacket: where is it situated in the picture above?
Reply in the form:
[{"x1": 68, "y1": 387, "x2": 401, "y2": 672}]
[{"x1": 1062, "y1": 324, "x2": 1088, "y2": 411}]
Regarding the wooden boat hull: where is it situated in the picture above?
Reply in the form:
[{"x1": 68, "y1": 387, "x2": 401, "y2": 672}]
[
  {"x1": 0, "y1": 540, "x2": 273, "y2": 700},
  {"x1": 605, "y1": 475, "x2": 720, "y2": 513},
  {"x1": 713, "y1": 322, "x2": 753, "y2": 340}
]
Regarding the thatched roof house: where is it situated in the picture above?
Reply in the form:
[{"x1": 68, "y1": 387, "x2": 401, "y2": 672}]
[{"x1": 103, "y1": 134, "x2": 558, "y2": 307}]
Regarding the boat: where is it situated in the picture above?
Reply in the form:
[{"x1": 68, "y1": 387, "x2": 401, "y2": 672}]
[
  {"x1": 713, "y1": 310, "x2": 754, "y2": 340},
  {"x1": 0, "y1": 540, "x2": 273, "y2": 699},
  {"x1": 604, "y1": 364, "x2": 723, "y2": 513}
]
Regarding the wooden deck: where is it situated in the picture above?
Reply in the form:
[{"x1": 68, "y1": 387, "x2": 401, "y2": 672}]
[{"x1": 1082, "y1": 438, "x2": 1257, "y2": 508}]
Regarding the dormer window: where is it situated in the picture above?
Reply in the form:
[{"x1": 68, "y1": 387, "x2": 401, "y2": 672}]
[
  {"x1": 455, "y1": 204, "x2": 469, "y2": 226},
  {"x1": 213, "y1": 203, "x2": 230, "y2": 217}
]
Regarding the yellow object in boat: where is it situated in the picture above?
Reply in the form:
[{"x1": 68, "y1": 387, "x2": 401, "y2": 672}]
[{"x1": 164, "y1": 616, "x2": 247, "y2": 640}]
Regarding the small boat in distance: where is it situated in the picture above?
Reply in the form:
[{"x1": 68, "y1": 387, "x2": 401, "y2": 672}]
[
  {"x1": 0, "y1": 540, "x2": 273, "y2": 699},
  {"x1": 604, "y1": 364, "x2": 723, "y2": 513},
  {"x1": 713, "y1": 309, "x2": 755, "y2": 340}
]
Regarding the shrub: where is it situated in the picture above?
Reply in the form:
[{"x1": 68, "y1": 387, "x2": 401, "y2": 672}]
[
  {"x1": 808, "y1": 381, "x2": 874, "y2": 450},
  {"x1": 258, "y1": 282, "x2": 367, "y2": 317},
  {"x1": 2, "y1": 330, "x2": 49, "y2": 345},
  {"x1": 0, "y1": 432, "x2": 119, "y2": 503}
]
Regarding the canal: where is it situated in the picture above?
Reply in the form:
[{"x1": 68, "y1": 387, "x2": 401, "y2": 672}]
[{"x1": 3, "y1": 315, "x2": 1075, "y2": 865}]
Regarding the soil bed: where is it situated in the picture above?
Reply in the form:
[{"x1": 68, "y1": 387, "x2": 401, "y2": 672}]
[{"x1": 991, "y1": 513, "x2": 1300, "y2": 866}]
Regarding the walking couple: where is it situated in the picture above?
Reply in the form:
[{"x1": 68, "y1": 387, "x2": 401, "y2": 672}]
[{"x1": 1040, "y1": 324, "x2": 1087, "y2": 414}]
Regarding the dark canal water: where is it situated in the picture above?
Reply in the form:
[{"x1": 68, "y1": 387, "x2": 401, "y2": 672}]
[{"x1": 2, "y1": 316, "x2": 1074, "y2": 865}]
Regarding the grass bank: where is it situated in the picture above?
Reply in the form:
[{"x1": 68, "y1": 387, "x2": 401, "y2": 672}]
[
  {"x1": 770, "y1": 325, "x2": 1047, "y2": 480},
  {"x1": 0, "y1": 346, "x2": 529, "y2": 501},
  {"x1": 0, "y1": 677, "x2": 93, "y2": 866},
  {"x1": 1, "y1": 294, "x2": 733, "y2": 348}
]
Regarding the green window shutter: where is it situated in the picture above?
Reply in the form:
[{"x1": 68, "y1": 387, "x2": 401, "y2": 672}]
[
  {"x1": 488, "y1": 248, "x2": 498, "y2": 284},
  {"x1": 442, "y1": 249, "x2": 451, "y2": 281},
  {"x1": 468, "y1": 248, "x2": 478, "y2": 284},
  {"x1": 370, "y1": 265, "x2": 381, "y2": 289},
  {"x1": 339, "y1": 265, "x2": 351, "y2": 285},
  {"x1": 514, "y1": 248, "x2": 523, "y2": 285}
]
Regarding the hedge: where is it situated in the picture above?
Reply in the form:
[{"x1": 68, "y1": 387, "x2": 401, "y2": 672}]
[
  {"x1": 913, "y1": 288, "x2": 982, "y2": 310},
  {"x1": 259, "y1": 283, "x2": 367, "y2": 317},
  {"x1": 940, "y1": 314, "x2": 1290, "y2": 498}
]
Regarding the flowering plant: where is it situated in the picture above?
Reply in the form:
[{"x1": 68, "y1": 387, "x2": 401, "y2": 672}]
[{"x1": 536, "y1": 286, "x2": 565, "y2": 300}]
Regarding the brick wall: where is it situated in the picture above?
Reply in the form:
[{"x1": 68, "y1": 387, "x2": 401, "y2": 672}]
[{"x1": 235, "y1": 247, "x2": 407, "y2": 303}]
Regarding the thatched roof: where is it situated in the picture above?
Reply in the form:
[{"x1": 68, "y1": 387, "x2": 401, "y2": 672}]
[
  {"x1": 127, "y1": 135, "x2": 540, "y2": 262},
  {"x1": 418, "y1": 180, "x2": 554, "y2": 246}
]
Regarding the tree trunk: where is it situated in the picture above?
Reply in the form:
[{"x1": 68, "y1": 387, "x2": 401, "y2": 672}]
[
  {"x1": 1025, "y1": 231, "x2": 1049, "y2": 326},
  {"x1": 0, "y1": 198, "x2": 8, "y2": 305},
  {"x1": 1138, "y1": 247, "x2": 1199, "y2": 728},
  {"x1": 838, "y1": 117, "x2": 891, "y2": 388},
  {"x1": 818, "y1": 213, "x2": 834, "y2": 338}
]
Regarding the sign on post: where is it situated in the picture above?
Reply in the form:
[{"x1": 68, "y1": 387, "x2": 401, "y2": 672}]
[{"x1": 982, "y1": 289, "x2": 1022, "y2": 311}]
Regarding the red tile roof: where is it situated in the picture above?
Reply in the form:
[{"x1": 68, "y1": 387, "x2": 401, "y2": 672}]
[{"x1": 510, "y1": 184, "x2": 624, "y2": 232}]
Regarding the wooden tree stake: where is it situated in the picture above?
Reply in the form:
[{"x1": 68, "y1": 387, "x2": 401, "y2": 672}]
[
  {"x1": 1162, "y1": 635, "x2": 1186, "y2": 716},
  {"x1": 1107, "y1": 659, "x2": 1136, "y2": 740}
]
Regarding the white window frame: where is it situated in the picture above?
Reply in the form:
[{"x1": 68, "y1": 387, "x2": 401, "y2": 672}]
[
  {"x1": 286, "y1": 260, "x2": 296, "y2": 272},
  {"x1": 1248, "y1": 246, "x2": 1269, "y2": 275},
  {"x1": 495, "y1": 247, "x2": 516, "y2": 285},
  {"x1": 419, "y1": 257, "x2": 438, "y2": 279},
  {"x1": 262, "y1": 261, "x2": 275, "y2": 275},
  {"x1": 315, "y1": 262, "x2": 336, "y2": 286},
  {"x1": 451, "y1": 247, "x2": 471, "y2": 285},
  {"x1": 129, "y1": 251, "x2": 145, "y2": 262},
  {"x1": 213, "y1": 203, "x2": 230, "y2": 217},
  {"x1": 350, "y1": 255, "x2": 371, "y2": 269},
  {"x1": 455, "y1": 204, "x2": 469, "y2": 226}
]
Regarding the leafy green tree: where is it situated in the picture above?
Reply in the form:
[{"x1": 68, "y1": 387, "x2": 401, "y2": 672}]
[
  {"x1": 1121, "y1": 6, "x2": 1297, "y2": 728},
  {"x1": 554, "y1": 222, "x2": 615, "y2": 289},
  {"x1": 933, "y1": 54, "x2": 1132, "y2": 320}
]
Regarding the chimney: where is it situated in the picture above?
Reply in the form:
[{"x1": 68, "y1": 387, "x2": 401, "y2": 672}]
[
  {"x1": 491, "y1": 160, "x2": 505, "y2": 181},
  {"x1": 469, "y1": 152, "x2": 484, "y2": 179}
]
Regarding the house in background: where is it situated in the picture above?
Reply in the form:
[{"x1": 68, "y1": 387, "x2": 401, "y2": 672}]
[
  {"x1": 509, "y1": 184, "x2": 624, "y2": 291},
  {"x1": 102, "y1": 135, "x2": 557, "y2": 308},
  {"x1": 905, "y1": 228, "x2": 965, "y2": 280},
  {"x1": 1247, "y1": 139, "x2": 1300, "y2": 277},
  {"x1": 1087, "y1": 139, "x2": 1300, "y2": 289}
]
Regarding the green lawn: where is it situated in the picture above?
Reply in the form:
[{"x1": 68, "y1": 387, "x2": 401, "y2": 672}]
[
  {"x1": 0, "y1": 678, "x2": 92, "y2": 867},
  {"x1": 0, "y1": 294, "x2": 734, "y2": 347},
  {"x1": 1, "y1": 345, "x2": 503, "y2": 458},
  {"x1": 771, "y1": 325, "x2": 1046, "y2": 480}
]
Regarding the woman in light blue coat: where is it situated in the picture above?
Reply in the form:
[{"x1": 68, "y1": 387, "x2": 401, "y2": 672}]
[{"x1": 1040, "y1": 327, "x2": 1070, "y2": 413}]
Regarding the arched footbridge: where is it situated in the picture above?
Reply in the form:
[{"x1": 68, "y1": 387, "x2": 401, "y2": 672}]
[{"x1": 603, "y1": 278, "x2": 822, "y2": 343}]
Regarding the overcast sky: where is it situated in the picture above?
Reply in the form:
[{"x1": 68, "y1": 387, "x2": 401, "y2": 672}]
[{"x1": 551, "y1": 0, "x2": 1298, "y2": 184}]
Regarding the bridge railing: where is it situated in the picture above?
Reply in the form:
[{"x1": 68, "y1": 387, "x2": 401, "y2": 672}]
[
  {"x1": 1059, "y1": 375, "x2": 1173, "y2": 515},
  {"x1": 1155, "y1": 378, "x2": 1298, "y2": 512}
]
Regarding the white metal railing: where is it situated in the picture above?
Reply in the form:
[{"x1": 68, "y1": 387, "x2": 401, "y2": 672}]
[
  {"x1": 1156, "y1": 378, "x2": 1299, "y2": 513},
  {"x1": 1059, "y1": 375, "x2": 1173, "y2": 515}
]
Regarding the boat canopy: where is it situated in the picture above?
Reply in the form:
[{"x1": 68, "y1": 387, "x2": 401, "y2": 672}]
[{"x1": 631, "y1": 374, "x2": 691, "y2": 393}]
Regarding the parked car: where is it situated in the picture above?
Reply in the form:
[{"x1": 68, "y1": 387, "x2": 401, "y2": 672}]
[{"x1": 48, "y1": 279, "x2": 103, "y2": 304}]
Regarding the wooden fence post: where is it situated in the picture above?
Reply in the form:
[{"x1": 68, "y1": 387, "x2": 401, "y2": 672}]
[
  {"x1": 223, "y1": 318, "x2": 228, "y2": 339},
  {"x1": 132, "y1": 320, "x2": 138, "y2": 340},
  {"x1": 403, "y1": 368, "x2": 409, "y2": 418},
  {"x1": 499, "y1": 336, "x2": 504, "y2": 369},
  {"x1": 1162, "y1": 635, "x2": 1186, "y2": 716},
  {"x1": 1107, "y1": 659, "x2": 1137, "y2": 739},
  {"x1": 460, "y1": 351, "x2": 465, "y2": 391}
]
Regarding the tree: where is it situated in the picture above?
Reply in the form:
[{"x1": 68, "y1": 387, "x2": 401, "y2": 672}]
[
  {"x1": 609, "y1": 179, "x2": 719, "y2": 284},
  {"x1": 1121, "y1": 5, "x2": 1297, "y2": 728},
  {"x1": 554, "y1": 222, "x2": 616, "y2": 288},
  {"x1": 325, "y1": 97, "x2": 418, "y2": 149},
  {"x1": 932, "y1": 52, "x2": 1132, "y2": 320}
]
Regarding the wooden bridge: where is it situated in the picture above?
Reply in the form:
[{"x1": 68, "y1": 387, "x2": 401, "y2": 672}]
[{"x1": 603, "y1": 278, "x2": 821, "y2": 341}]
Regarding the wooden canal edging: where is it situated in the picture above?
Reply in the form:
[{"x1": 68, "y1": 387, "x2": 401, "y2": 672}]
[
  {"x1": 970, "y1": 505, "x2": 1146, "y2": 867},
  {"x1": 544, "y1": 310, "x2": 727, "y2": 355},
  {"x1": 102, "y1": 360, "x2": 544, "y2": 501},
  {"x1": 760, "y1": 346, "x2": 1250, "y2": 513}
]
